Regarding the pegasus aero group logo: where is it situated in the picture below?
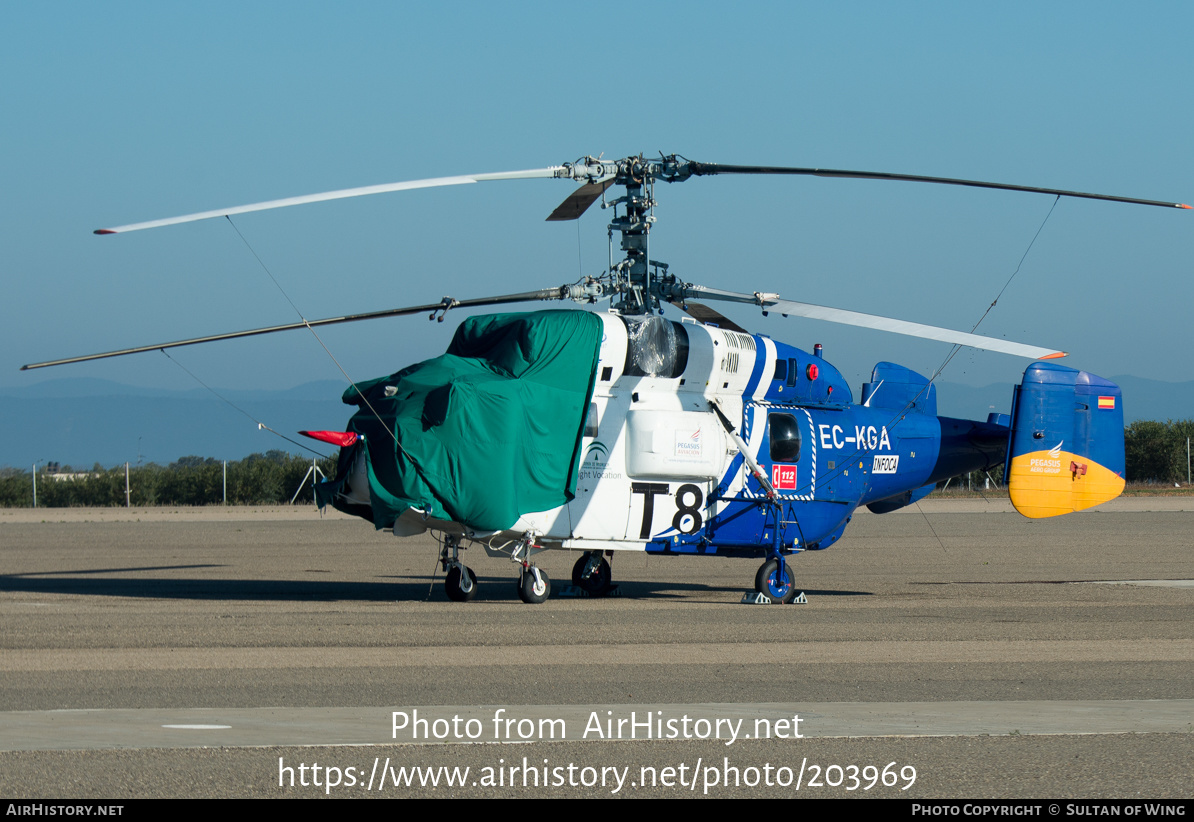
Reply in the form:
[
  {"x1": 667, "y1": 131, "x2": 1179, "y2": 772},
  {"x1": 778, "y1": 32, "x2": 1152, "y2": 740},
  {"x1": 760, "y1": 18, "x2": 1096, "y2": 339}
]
[{"x1": 1028, "y1": 440, "x2": 1064, "y2": 475}]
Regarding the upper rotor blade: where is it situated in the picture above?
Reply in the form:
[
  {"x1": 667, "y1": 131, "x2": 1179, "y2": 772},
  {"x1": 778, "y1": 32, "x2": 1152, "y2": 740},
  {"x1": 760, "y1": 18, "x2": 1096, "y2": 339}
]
[
  {"x1": 685, "y1": 162, "x2": 1192, "y2": 210},
  {"x1": 546, "y1": 179, "x2": 615, "y2": 221},
  {"x1": 95, "y1": 167, "x2": 565, "y2": 235},
  {"x1": 685, "y1": 285, "x2": 1066, "y2": 360},
  {"x1": 21, "y1": 288, "x2": 572, "y2": 370},
  {"x1": 670, "y1": 300, "x2": 750, "y2": 334}
]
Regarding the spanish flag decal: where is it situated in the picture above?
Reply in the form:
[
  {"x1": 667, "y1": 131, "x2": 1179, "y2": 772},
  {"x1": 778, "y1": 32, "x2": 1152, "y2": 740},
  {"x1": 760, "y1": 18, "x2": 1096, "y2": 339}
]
[{"x1": 1098, "y1": 396, "x2": 1115, "y2": 410}]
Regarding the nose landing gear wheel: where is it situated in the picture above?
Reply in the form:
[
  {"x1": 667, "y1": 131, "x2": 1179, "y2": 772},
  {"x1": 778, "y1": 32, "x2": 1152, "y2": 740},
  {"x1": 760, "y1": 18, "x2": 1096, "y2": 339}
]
[
  {"x1": 518, "y1": 566, "x2": 551, "y2": 604},
  {"x1": 445, "y1": 565, "x2": 478, "y2": 602},
  {"x1": 755, "y1": 558, "x2": 797, "y2": 604},
  {"x1": 571, "y1": 552, "x2": 612, "y2": 596}
]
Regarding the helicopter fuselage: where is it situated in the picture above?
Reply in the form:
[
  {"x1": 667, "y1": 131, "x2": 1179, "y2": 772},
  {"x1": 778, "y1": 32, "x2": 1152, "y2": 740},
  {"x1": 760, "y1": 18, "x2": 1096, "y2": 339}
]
[{"x1": 356, "y1": 311, "x2": 1010, "y2": 560}]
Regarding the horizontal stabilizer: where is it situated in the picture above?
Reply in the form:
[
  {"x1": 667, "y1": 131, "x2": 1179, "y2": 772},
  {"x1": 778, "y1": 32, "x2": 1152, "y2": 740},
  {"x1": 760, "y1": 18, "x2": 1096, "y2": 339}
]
[{"x1": 1007, "y1": 363, "x2": 1125, "y2": 518}]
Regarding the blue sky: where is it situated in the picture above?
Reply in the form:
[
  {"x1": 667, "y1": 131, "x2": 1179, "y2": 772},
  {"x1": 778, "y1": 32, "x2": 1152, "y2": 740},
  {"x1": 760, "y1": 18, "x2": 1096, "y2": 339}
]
[{"x1": 4, "y1": 1, "x2": 1192, "y2": 401}]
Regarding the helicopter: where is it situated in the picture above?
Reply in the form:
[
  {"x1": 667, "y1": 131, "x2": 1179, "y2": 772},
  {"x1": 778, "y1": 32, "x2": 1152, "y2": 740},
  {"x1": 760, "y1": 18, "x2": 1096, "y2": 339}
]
[{"x1": 23, "y1": 154, "x2": 1190, "y2": 604}]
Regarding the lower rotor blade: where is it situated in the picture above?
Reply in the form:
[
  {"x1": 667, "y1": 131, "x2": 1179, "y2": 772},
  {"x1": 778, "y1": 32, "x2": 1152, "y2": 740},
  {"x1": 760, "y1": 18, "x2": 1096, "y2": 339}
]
[
  {"x1": 670, "y1": 300, "x2": 750, "y2": 334},
  {"x1": 21, "y1": 288, "x2": 573, "y2": 370},
  {"x1": 95, "y1": 167, "x2": 566, "y2": 235},
  {"x1": 685, "y1": 285, "x2": 1066, "y2": 360}
]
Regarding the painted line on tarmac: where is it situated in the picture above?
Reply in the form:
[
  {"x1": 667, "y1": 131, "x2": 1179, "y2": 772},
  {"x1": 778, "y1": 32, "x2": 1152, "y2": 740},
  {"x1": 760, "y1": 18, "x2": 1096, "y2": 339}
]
[
  {"x1": 1088, "y1": 579, "x2": 1194, "y2": 588},
  {"x1": 2, "y1": 639, "x2": 1191, "y2": 672}
]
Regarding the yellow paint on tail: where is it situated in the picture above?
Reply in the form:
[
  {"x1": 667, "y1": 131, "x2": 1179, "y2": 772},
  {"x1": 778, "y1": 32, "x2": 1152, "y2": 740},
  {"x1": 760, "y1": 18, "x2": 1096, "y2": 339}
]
[{"x1": 1008, "y1": 449, "x2": 1125, "y2": 519}]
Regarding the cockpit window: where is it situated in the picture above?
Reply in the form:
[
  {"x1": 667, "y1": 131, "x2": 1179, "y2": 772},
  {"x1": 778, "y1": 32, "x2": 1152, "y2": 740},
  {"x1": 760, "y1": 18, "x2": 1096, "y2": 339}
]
[
  {"x1": 769, "y1": 413, "x2": 801, "y2": 463},
  {"x1": 772, "y1": 358, "x2": 788, "y2": 383}
]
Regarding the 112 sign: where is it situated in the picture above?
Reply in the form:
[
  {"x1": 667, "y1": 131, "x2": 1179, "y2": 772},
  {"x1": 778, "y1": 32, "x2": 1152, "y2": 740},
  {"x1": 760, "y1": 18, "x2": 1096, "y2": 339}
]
[{"x1": 772, "y1": 464, "x2": 797, "y2": 490}]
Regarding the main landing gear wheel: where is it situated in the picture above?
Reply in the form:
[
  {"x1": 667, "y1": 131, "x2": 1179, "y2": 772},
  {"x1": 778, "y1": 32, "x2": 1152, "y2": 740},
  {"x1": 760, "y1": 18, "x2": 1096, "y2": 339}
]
[
  {"x1": 755, "y1": 558, "x2": 797, "y2": 604},
  {"x1": 571, "y1": 552, "x2": 612, "y2": 596},
  {"x1": 518, "y1": 566, "x2": 551, "y2": 604},
  {"x1": 445, "y1": 565, "x2": 478, "y2": 602}
]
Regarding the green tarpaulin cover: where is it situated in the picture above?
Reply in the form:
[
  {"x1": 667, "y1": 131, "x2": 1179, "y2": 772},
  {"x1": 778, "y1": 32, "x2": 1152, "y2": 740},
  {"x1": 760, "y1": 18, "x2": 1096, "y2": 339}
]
[{"x1": 318, "y1": 310, "x2": 603, "y2": 531}]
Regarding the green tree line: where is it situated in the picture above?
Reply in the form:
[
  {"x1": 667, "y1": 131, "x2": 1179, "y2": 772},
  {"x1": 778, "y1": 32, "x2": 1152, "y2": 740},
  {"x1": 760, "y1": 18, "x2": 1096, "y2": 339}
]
[
  {"x1": 1124, "y1": 419, "x2": 1194, "y2": 484},
  {"x1": 0, "y1": 451, "x2": 338, "y2": 508}
]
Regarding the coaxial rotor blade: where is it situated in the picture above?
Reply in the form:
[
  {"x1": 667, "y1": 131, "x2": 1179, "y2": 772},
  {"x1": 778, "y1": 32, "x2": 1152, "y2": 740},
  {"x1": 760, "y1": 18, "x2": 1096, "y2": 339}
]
[
  {"x1": 21, "y1": 287, "x2": 576, "y2": 370},
  {"x1": 668, "y1": 300, "x2": 750, "y2": 334},
  {"x1": 684, "y1": 162, "x2": 1192, "y2": 210},
  {"x1": 684, "y1": 285, "x2": 1066, "y2": 360},
  {"x1": 95, "y1": 168, "x2": 567, "y2": 235},
  {"x1": 546, "y1": 179, "x2": 615, "y2": 221}
]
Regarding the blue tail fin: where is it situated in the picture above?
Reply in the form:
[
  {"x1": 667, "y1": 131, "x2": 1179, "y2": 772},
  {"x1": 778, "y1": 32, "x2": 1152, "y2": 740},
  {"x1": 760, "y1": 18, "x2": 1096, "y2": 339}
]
[{"x1": 1007, "y1": 362, "x2": 1125, "y2": 518}]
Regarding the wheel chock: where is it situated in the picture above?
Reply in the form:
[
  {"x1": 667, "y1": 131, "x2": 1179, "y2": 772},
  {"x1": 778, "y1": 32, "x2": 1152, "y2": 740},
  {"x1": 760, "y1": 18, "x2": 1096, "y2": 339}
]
[{"x1": 741, "y1": 590, "x2": 808, "y2": 605}]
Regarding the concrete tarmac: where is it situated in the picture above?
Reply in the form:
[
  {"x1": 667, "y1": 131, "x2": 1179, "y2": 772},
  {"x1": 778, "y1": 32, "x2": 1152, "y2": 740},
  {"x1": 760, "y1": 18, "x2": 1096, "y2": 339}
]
[{"x1": 0, "y1": 500, "x2": 1190, "y2": 798}]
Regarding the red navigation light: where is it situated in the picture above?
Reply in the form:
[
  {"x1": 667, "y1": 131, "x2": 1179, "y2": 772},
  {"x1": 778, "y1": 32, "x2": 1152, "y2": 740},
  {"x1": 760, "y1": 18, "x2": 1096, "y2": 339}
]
[{"x1": 806, "y1": 363, "x2": 819, "y2": 381}]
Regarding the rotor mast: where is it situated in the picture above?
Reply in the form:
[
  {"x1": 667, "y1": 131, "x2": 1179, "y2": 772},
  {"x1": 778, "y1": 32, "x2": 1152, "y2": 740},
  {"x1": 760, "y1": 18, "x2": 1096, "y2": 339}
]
[
  {"x1": 607, "y1": 156, "x2": 659, "y2": 314},
  {"x1": 556, "y1": 154, "x2": 694, "y2": 316}
]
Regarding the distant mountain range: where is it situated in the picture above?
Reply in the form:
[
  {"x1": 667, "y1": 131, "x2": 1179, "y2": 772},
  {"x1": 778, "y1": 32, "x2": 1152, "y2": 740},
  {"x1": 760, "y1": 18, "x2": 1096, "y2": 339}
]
[
  {"x1": 2, "y1": 375, "x2": 1192, "y2": 469},
  {"x1": 2, "y1": 378, "x2": 350, "y2": 468}
]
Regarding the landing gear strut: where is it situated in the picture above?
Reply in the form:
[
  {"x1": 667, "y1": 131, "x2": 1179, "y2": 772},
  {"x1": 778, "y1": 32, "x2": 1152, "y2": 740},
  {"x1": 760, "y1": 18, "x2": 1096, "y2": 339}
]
[
  {"x1": 445, "y1": 565, "x2": 477, "y2": 601},
  {"x1": 571, "y1": 551, "x2": 612, "y2": 596},
  {"x1": 518, "y1": 565, "x2": 551, "y2": 603},
  {"x1": 513, "y1": 532, "x2": 550, "y2": 604},
  {"x1": 755, "y1": 558, "x2": 798, "y2": 604},
  {"x1": 440, "y1": 535, "x2": 477, "y2": 602}
]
